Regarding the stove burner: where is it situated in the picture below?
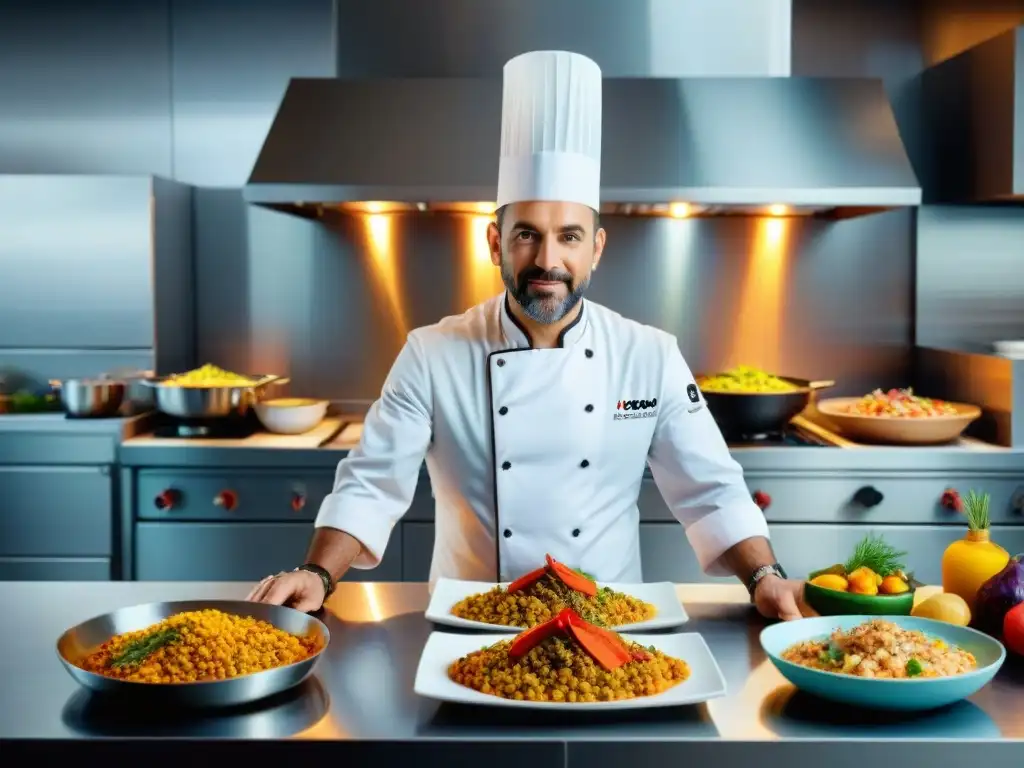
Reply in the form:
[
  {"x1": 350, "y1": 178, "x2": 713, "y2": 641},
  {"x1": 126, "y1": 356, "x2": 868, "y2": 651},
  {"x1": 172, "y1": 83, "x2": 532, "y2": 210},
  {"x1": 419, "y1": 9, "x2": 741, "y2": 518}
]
[
  {"x1": 726, "y1": 425, "x2": 833, "y2": 447},
  {"x1": 152, "y1": 415, "x2": 258, "y2": 439}
]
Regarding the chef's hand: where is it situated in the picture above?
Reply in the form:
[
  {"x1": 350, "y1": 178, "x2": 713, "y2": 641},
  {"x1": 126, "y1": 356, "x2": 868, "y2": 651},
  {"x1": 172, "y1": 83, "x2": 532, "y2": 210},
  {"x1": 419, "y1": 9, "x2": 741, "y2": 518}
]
[
  {"x1": 245, "y1": 569, "x2": 325, "y2": 613},
  {"x1": 754, "y1": 576, "x2": 816, "y2": 621}
]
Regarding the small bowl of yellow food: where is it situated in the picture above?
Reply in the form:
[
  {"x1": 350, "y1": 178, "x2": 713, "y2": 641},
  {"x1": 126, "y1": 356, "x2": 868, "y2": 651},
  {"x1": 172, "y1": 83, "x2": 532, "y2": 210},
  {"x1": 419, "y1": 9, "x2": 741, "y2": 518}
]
[
  {"x1": 804, "y1": 534, "x2": 917, "y2": 616},
  {"x1": 255, "y1": 398, "x2": 329, "y2": 435}
]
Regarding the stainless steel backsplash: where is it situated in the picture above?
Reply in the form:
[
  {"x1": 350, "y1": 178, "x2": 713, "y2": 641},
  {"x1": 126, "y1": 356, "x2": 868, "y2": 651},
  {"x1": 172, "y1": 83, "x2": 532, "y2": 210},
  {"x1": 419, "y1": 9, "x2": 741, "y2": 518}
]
[{"x1": 194, "y1": 188, "x2": 913, "y2": 401}]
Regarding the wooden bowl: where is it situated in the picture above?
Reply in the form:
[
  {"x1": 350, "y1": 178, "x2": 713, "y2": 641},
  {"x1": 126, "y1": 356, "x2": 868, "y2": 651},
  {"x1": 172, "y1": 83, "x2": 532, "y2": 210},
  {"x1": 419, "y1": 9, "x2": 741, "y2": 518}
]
[
  {"x1": 804, "y1": 582, "x2": 915, "y2": 616},
  {"x1": 816, "y1": 398, "x2": 981, "y2": 445}
]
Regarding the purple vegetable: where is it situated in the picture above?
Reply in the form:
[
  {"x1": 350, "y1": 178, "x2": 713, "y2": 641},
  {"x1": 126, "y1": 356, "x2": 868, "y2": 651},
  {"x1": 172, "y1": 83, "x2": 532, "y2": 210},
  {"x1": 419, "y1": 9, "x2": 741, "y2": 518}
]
[{"x1": 973, "y1": 554, "x2": 1024, "y2": 636}]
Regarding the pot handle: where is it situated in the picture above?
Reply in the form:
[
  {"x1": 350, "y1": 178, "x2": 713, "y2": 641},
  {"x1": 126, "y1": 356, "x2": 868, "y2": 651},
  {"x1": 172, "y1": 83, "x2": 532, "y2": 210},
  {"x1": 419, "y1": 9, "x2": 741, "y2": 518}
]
[{"x1": 808, "y1": 380, "x2": 835, "y2": 390}]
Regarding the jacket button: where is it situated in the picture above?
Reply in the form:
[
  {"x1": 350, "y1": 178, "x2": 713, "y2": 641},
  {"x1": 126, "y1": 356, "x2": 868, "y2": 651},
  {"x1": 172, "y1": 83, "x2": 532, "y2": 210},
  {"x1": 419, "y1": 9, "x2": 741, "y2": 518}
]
[
  {"x1": 585, "y1": 349, "x2": 594, "y2": 358},
  {"x1": 572, "y1": 528, "x2": 581, "y2": 537},
  {"x1": 502, "y1": 461, "x2": 511, "y2": 470},
  {"x1": 496, "y1": 358, "x2": 506, "y2": 367},
  {"x1": 585, "y1": 404, "x2": 594, "y2": 413},
  {"x1": 498, "y1": 406, "x2": 508, "y2": 416},
  {"x1": 580, "y1": 459, "x2": 590, "y2": 468},
  {"x1": 503, "y1": 528, "x2": 512, "y2": 538}
]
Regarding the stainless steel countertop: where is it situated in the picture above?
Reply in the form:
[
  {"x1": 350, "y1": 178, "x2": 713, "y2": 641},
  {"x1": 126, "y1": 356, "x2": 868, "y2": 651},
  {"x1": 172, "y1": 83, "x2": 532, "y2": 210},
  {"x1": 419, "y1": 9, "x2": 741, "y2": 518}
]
[{"x1": 3, "y1": 581, "x2": 1024, "y2": 755}]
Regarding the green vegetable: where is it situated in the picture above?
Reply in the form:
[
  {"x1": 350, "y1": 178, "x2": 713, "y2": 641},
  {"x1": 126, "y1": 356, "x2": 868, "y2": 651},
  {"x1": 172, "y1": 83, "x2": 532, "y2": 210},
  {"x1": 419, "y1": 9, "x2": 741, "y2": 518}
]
[
  {"x1": 844, "y1": 533, "x2": 907, "y2": 577},
  {"x1": 963, "y1": 490, "x2": 991, "y2": 533},
  {"x1": 906, "y1": 658, "x2": 924, "y2": 676},
  {"x1": 108, "y1": 627, "x2": 181, "y2": 668},
  {"x1": 819, "y1": 638, "x2": 843, "y2": 663}
]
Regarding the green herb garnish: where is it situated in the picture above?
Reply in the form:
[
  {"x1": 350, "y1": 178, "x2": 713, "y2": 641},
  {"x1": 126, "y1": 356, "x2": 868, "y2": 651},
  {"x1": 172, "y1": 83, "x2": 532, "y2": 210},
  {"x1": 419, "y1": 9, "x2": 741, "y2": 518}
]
[
  {"x1": 825, "y1": 642, "x2": 845, "y2": 663},
  {"x1": 906, "y1": 658, "x2": 924, "y2": 677},
  {"x1": 963, "y1": 490, "x2": 991, "y2": 532},
  {"x1": 844, "y1": 533, "x2": 907, "y2": 577},
  {"x1": 108, "y1": 627, "x2": 181, "y2": 668}
]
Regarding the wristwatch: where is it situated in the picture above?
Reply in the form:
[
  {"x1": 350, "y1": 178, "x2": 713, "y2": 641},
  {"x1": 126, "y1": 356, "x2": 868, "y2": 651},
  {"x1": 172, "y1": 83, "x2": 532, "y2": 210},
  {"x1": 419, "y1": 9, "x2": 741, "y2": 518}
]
[
  {"x1": 747, "y1": 562, "x2": 787, "y2": 600},
  {"x1": 295, "y1": 563, "x2": 335, "y2": 607}
]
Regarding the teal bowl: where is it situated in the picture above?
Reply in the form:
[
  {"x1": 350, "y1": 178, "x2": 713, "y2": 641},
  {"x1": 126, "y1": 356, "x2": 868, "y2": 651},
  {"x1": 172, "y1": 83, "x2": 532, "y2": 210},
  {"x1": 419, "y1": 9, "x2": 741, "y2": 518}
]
[
  {"x1": 804, "y1": 581, "x2": 915, "y2": 616},
  {"x1": 760, "y1": 615, "x2": 1006, "y2": 711}
]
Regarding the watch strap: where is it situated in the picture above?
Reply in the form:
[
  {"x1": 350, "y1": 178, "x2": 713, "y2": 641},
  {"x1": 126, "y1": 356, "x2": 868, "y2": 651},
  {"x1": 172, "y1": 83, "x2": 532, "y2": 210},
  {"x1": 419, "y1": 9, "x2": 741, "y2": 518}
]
[
  {"x1": 747, "y1": 562, "x2": 787, "y2": 599},
  {"x1": 295, "y1": 563, "x2": 335, "y2": 605}
]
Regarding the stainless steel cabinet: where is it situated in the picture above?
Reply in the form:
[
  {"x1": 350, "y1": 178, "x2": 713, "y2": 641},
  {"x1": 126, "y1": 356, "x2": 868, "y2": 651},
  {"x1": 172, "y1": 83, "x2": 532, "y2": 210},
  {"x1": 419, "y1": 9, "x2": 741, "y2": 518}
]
[
  {"x1": 0, "y1": 557, "x2": 110, "y2": 581},
  {"x1": 401, "y1": 522, "x2": 435, "y2": 582},
  {"x1": 638, "y1": 522, "x2": 835, "y2": 584},
  {"x1": 134, "y1": 522, "x2": 403, "y2": 582},
  {"x1": 640, "y1": 474, "x2": 1024, "y2": 526},
  {"x1": 0, "y1": 466, "x2": 113, "y2": 558},
  {"x1": 135, "y1": 469, "x2": 334, "y2": 522}
]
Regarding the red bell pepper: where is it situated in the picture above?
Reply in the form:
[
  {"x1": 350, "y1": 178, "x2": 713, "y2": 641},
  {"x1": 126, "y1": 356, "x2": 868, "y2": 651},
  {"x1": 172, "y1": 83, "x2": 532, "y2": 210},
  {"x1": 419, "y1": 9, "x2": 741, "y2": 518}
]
[
  {"x1": 545, "y1": 554, "x2": 598, "y2": 597},
  {"x1": 506, "y1": 566, "x2": 548, "y2": 594},
  {"x1": 505, "y1": 607, "x2": 634, "y2": 671}
]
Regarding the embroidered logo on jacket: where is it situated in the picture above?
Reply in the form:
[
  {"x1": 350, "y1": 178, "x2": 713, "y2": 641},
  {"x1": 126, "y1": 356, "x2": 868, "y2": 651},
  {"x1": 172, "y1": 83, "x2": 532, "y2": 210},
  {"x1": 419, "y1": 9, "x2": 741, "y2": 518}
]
[{"x1": 613, "y1": 398, "x2": 658, "y2": 421}]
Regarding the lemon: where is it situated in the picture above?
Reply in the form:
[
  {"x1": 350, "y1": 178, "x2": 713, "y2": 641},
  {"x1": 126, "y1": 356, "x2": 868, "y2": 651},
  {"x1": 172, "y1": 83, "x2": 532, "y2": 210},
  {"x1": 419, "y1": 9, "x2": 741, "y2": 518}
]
[
  {"x1": 879, "y1": 575, "x2": 910, "y2": 595},
  {"x1": 809, "y1": 574, "x2": 849, "y2": 592},
  {"x1": 911, "y1": 592, "x2": 971, "y2": 626},
  {"x1": 848, "y1": 566, "x2": 883, "y2": 586}
]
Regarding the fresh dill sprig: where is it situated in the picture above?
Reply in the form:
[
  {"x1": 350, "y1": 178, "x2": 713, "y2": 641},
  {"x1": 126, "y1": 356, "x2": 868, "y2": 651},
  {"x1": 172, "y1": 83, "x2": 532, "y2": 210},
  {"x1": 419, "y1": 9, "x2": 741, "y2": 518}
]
[
  {"x1": 108, "y1": 627, "x2": 181, "y2": 668},
  {"x1": 963, "y1": 489, "x2": 991, "y2": 532},
  {"x1": 843, "y1": 533, "x2": 907, "y2": 577}
]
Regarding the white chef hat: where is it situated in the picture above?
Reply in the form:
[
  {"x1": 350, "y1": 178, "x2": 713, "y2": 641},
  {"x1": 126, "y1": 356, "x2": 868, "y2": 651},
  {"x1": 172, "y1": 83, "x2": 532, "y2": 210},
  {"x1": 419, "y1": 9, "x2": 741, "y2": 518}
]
[{"x1": 496, "y1": 50, "x2": 602, "y2": 211}]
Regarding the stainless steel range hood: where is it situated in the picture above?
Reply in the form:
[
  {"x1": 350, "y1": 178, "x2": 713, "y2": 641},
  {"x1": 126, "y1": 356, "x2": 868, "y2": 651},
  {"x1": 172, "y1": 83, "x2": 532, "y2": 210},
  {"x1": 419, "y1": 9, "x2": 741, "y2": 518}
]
[
  {"x1": 922, "y1": 25, "x2": 1024, "y2": 203},
  {"x1": 244, "y1": 76, "x2": 921, "y2": 220}
]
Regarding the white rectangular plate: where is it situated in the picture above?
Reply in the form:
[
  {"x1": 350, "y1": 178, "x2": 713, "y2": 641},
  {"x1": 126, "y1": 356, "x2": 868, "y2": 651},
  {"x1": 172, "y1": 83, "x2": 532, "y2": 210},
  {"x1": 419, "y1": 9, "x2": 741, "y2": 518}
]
[
  {"x1": 414, "y1": 630, "x2": 726, "y2": 710},
  {"x1": 425, "y1": 578, "x2": 688, "y2": 632}
]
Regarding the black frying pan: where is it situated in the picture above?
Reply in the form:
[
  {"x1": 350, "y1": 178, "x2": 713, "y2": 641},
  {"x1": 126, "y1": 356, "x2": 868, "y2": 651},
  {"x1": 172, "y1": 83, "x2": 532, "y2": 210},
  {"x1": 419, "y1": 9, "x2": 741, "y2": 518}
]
[{"x1": 696, "y1": 375, "x2": 835, "y2": 439}]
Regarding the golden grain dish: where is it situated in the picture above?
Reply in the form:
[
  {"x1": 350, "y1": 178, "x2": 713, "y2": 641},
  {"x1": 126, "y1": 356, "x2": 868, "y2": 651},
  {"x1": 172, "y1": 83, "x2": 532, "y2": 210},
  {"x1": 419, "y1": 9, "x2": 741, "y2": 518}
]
[
  {"x1": 448, "y1": 608, "x2": 690, "y2": 702},
  {"x1": 697, "y1": 365, "x2": 799, "y2": 393},
  {"x1": 781, "y1": 618, "x2": 977, "y2": 679},
  {"x1": 450, "y1": 554, "x2": 657, "y2": 628},
  {"x1": 163, "y1": 363, "x2": 258, "y2": 388},
  {"x1": 76, "y1": 608, "x2": 323, "y2": 684}
]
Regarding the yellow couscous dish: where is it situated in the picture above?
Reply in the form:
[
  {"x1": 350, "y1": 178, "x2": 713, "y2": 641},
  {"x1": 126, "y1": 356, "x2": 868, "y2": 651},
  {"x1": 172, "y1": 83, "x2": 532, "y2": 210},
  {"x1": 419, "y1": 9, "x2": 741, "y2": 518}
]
[
  {"x1": 781, "y1": 618, "x2": 977, "y2": 679},
  {"x1": 76, "y1": 608, "x2": 323, "y2": 684},
  {"x1": 450, "y1": 554, "x2": 657, "y2": 629},
  {"x1": 448, "y1": 608, "x2": 690, "y2": 703}
]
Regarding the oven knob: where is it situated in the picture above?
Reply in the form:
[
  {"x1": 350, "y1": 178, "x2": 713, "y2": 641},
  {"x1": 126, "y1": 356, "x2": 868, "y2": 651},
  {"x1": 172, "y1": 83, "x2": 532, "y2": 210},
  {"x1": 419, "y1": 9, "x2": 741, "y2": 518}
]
[
  {"x1": 1012, "y1": 488, "x2": 1024, "y2": 514},
  {"x1": 852, "y1": 485, "x2": 884, "y2": 508},
  {"x1": 291, "y1": 492, "x2": 307, "y2": 512},
  {"x1": 214, "y1": 490, "x2": 238, "y2": 511},
  {"x1": 752, "y1": 490, "x2": 771, "y2": 511},
  {"x1": 940, "y1": 488, "x2": 963, "y2": 513},
  {"x1": 154, "y1": 489, "x2": 180, "y2": 510}
]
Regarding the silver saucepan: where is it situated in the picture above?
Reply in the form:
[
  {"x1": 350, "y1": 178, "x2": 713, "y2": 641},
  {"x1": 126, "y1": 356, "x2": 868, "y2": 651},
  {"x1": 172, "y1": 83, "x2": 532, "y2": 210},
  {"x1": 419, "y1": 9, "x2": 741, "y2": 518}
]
[
  {"x1": 58, "y1": 378, "x2": 127, "y2": 418},
  {"x1": 142, "y1": 374, "x2": 289, "y2": 418}
]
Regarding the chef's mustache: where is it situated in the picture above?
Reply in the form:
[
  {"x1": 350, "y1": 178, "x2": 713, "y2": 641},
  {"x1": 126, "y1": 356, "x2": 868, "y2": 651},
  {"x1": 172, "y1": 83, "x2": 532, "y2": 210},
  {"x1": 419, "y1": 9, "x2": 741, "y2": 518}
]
[{"x1": 518, "y1": 267, "x2": 572, "y2": 287}]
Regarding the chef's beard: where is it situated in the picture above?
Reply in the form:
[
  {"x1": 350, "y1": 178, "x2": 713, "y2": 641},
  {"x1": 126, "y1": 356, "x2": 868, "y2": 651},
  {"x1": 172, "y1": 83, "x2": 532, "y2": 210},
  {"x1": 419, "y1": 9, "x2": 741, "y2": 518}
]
[{"x1": 501, "y1": 261, "x2": 590, "y2": 324}]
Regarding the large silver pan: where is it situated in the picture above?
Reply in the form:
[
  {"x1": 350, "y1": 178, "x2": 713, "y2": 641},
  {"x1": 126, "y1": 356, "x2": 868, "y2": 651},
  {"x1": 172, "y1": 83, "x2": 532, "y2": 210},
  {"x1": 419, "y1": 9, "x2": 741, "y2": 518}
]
[
  {"x1": 142, "y1": 374, "x2": 288, "y2": 418},
  {"x1": 56, "y1": 599, "x2": 330, "y2": 708}
]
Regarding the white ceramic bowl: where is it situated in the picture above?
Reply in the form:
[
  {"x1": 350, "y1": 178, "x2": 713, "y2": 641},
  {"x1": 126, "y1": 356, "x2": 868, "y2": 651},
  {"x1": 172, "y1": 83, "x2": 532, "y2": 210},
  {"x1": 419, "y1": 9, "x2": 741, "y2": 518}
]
[
  {"x1": 993, "y1": 340, "x2": 1024, "y2": 358},
  {"x1": 254, "y1": 398, "x2": 329, "y2": 434}
]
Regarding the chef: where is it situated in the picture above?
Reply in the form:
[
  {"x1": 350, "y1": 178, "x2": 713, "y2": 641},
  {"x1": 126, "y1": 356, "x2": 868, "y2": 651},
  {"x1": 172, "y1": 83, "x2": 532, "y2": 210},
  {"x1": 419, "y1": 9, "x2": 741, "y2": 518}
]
[{"x1": 248, "y1": 50, "x2": 809, "y2": 622}]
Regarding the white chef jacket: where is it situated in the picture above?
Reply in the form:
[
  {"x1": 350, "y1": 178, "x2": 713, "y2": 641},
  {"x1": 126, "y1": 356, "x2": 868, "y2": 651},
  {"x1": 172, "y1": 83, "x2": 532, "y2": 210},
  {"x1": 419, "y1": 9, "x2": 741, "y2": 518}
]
[{"x1": 315, "y1": 293, "x2": 770, "y2": 587}]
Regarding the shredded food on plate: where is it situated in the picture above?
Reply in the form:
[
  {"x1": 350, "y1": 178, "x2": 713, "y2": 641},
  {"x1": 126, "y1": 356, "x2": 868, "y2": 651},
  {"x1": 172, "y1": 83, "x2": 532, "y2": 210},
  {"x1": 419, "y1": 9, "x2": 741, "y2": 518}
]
[
  {"x1": 781, "y1": 618, "x2": 977, "y2": 679},
  {"x1": 448, "y1": 609, "x2": 690, "y2": 702},
  {"x1": 451, "y1": 556, "x2": 657, "y2": 628}
]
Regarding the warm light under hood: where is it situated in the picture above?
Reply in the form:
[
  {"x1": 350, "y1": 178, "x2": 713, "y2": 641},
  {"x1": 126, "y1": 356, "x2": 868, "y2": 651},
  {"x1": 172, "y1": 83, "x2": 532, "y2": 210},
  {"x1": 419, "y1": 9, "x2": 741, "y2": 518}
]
[{"x1": 244, "y1": 76, "x2": 921, "y2": 220}]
